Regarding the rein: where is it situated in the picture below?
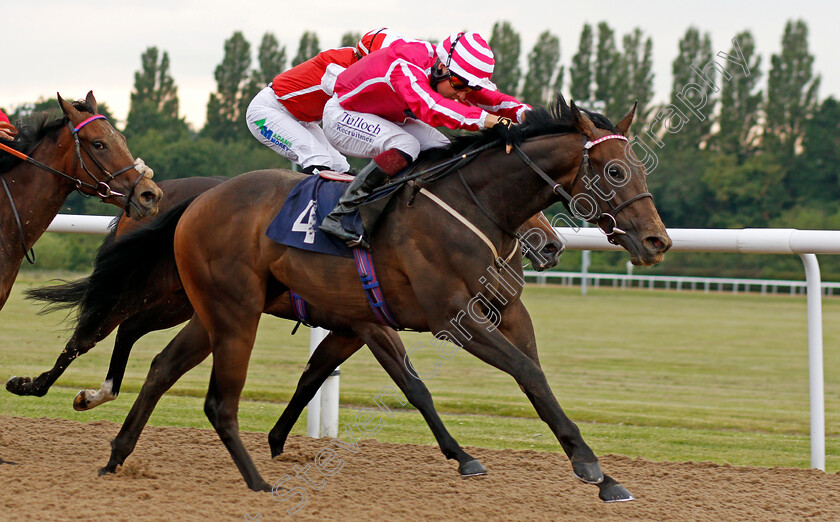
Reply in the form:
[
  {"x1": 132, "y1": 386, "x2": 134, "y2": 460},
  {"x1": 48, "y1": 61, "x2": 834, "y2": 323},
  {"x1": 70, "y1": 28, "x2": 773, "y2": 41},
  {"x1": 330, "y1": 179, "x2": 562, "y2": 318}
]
[
  {"x1": 0, "y1": 114, "x2": 145, "y2": 264},
  {"x1": 378, "y1": 130, "x2": 653, "y2": 263}
]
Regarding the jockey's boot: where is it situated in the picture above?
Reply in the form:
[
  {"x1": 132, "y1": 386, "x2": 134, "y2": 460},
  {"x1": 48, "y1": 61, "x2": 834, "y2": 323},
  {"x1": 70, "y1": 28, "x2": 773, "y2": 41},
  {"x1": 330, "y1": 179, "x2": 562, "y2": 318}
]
[
  {"x1": 319, "y1": 160, "x2": 387, "y2": 247},
  {"x1": 319, "y1": 149, "x2": 410, "y2": 248}
]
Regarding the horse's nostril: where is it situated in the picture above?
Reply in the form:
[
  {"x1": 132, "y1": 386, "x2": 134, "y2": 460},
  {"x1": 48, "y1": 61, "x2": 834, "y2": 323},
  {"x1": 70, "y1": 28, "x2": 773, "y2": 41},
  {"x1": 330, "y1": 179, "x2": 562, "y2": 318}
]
[
  {"x1": 141, "y1": 190, "x2": 160, "y2": 205},
  {"x1": 643, "y1": 235, "x2": 671, "y2": 253}
]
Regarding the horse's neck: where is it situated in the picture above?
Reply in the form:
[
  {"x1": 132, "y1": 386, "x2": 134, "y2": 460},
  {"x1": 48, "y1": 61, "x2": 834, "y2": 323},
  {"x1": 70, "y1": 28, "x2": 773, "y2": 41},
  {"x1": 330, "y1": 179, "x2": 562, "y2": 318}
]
[
  {"x1": 456, "y1": 136, "x2": 582, "y2": 232},
  {"x1": 0, "y1": 154, "x2": 78, "y2": 254}
]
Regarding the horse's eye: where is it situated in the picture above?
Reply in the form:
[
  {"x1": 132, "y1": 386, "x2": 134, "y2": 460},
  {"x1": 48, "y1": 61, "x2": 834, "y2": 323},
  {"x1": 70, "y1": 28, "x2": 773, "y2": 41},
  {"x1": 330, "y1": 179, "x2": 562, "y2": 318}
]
[
  {"x1": 92, "y1": 140, "x2": 105, "y2": 150},
  {"x1": 608, "y1": 165, "x2": 622, "y2": 178}
]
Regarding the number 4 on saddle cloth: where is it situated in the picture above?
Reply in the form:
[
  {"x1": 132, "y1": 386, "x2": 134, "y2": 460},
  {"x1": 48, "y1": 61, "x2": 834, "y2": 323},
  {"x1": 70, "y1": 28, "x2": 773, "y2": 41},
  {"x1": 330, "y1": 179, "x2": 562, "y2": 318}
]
[
  {"x1": 266, "y1": 169, "x2": 401, "y2": 258},
  {"x1": 266, "y1": 169, "x2": 403, "y2": 329}
]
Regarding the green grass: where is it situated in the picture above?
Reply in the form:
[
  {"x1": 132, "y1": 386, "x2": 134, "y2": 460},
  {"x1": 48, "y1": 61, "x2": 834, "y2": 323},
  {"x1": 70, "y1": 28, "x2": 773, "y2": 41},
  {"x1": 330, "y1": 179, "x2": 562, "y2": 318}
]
[{"x1": 1, "y1": 272, "x2": 838, "y2": 471}]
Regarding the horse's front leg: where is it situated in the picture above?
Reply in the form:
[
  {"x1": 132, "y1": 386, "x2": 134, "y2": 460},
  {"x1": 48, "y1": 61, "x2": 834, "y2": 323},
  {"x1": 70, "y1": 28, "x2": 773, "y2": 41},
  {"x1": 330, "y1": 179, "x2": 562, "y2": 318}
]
[
  {"x1": 414, "y1": 290, "x2": 615, "y2": 498},
  {"x1": 497, "y1": 300, "x2": 634, "y2": 502}
]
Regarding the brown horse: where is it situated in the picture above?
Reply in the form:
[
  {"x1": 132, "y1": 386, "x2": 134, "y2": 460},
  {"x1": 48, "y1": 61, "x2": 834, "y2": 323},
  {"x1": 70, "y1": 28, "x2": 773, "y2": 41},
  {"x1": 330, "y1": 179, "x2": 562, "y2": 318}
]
[
  {"x1": 0, "y1": 91, "x2": 162, "y2": 311},
  {"x1": 9, "y1": 175, "x2": 561, "y2": 402},
  {"x1": 85, "y1": 98, "x2": 670, "y2": 501}
]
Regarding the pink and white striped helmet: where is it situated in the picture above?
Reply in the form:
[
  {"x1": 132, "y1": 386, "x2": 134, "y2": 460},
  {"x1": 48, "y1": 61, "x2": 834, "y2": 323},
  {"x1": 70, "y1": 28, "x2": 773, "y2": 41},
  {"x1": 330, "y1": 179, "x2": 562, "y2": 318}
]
[{"x1": 436, "y1": 31, "x2": 497, "y2": 91}]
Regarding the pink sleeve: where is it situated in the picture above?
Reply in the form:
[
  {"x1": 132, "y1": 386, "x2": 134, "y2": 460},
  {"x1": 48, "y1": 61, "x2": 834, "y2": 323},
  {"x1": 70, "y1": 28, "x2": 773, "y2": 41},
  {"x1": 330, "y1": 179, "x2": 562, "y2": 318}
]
[
  {"x1": 466, "y1": 90, "x2": 531, "y2": 123},
  {"x1": 0, "y1": 110, "x2": 10, "y2": 125},
  {"x1": 389, "y1": 61, "x2": 488, "y2": 131}
]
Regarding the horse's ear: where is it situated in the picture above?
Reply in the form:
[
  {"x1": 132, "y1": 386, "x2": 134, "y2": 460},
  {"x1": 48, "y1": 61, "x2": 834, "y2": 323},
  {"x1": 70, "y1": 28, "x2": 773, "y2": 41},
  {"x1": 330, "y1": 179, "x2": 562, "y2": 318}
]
[
  {"x1": 57, "y1": 92, "x2": 81, "y2": 121},
  {"x1": 616, "y1": 101, "x2": 638, "y2": 136},
  {"x1": 570, "y1": 100, "x2": 597, "y2": 139},
  {"x1": 85, "y1": 91, "x2": 98, "y2": 113}
]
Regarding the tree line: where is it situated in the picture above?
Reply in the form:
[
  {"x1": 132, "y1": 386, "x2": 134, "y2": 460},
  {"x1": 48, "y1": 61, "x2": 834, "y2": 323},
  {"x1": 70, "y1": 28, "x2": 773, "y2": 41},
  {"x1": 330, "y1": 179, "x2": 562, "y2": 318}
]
[{"x1": 7, "y1": 20, "x2": 840, "y2": 279}]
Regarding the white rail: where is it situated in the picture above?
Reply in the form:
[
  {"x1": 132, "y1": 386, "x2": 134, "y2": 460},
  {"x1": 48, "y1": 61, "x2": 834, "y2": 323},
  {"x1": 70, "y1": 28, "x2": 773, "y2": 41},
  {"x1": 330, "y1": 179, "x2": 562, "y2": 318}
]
[
  {"x1": 46, "y1": 216, "x2": 837, "y2": 470},
  {"x1": 551, "y1": 226, "x2": 838, "y2": 470},
  {"x1": 524, "y1": 271, "x2": 840, "y2": 295}
]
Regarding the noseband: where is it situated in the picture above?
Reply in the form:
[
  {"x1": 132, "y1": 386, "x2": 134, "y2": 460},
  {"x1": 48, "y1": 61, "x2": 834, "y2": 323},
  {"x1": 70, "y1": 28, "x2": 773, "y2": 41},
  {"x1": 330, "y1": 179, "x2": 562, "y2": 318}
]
[{"x1": 513, "y1": 134, "x2": 653, "y2": 244}]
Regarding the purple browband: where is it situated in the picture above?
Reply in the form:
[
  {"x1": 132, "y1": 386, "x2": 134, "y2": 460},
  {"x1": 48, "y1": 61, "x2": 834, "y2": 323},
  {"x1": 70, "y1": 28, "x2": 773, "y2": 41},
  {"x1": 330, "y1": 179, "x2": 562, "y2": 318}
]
[{"x1": 73, "y1": 114, "x2": 107, "y2": 133}]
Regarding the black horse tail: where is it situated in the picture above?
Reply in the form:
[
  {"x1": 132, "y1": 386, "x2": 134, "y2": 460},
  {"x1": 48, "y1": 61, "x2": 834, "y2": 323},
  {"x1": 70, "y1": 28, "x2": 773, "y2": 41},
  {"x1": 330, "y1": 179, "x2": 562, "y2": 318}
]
[
  {"x1": 25, "y1": 231, "x2": 117, "y2": 314},
  {"x1": 26, "y1": 196, "x2": 198, "y2": 331}
]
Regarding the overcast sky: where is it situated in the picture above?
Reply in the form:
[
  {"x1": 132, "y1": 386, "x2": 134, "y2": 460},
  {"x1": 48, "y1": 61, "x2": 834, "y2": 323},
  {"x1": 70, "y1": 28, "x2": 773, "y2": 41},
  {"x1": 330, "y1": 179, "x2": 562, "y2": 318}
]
[{"x1": 2, "y1": 0, "x2": 838, "y2": 130}]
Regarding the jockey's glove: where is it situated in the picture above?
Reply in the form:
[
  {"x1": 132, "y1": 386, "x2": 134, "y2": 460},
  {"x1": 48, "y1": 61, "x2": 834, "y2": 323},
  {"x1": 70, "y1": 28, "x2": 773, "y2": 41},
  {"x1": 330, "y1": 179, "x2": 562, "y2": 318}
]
[
  {"x1": 493, "y1": 116, "x2": 523, "y2": 153},
  {"x1": 0, "y1": 122, "x2": 17, "y2": 140}
]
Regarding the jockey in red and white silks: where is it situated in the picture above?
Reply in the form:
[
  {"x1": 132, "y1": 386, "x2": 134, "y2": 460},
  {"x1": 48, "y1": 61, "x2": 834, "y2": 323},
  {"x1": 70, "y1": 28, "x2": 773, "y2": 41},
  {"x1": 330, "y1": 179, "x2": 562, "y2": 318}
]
[
  {"x1": 319, "y1": 31, "x2": 531, "y2": 248},
  {"x1": 0, "y1": 109, "x2": 16, "y2": 141},
  {"x1": 245, "y1": 29, "x2": 405, "y2": 173}
]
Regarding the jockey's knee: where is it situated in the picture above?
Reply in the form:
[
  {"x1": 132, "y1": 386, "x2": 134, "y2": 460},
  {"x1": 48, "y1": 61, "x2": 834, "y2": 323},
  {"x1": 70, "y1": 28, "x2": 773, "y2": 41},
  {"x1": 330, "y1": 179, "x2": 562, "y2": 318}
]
[{"x1": 380, "y1": 136, "x2": 420, "y2": 162}]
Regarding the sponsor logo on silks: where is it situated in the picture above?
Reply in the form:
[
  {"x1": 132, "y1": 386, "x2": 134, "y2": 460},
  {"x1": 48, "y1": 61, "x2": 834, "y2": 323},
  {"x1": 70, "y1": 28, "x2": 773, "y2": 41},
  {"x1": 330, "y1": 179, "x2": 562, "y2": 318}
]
[
  {"x1": 338, "y1": 112, "x2": 382, "y2": 136},
  {"x1": 253, "y1": 118, "x2": 293, "y2": 151}
]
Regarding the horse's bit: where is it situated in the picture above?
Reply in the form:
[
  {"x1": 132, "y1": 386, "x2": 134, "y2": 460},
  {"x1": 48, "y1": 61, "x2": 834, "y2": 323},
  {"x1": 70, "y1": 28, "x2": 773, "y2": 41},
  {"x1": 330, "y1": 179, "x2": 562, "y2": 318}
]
[{"x1": 513, "y1": 134, "x2": 653, "y2": 245}]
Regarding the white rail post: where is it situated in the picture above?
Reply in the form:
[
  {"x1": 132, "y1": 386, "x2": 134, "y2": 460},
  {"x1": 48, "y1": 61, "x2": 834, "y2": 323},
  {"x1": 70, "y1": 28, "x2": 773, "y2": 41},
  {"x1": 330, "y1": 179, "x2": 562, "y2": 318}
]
[
  {"x1": 306, "y1": 327, "x2": 327, "y2": 437},
  {"x1": 320, "y1": 364, "x2": 340, "y2": 438},
  {"x1": 800, "y1": 254, "x2": 826, "y2": 471},
  {"x1": 306, "y1": 326, "x2": 340, "y2": 438}
]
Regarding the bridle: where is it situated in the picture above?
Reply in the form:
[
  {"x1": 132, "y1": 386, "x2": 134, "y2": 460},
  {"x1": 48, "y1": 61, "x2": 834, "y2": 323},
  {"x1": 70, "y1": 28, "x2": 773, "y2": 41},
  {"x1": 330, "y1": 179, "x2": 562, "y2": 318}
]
[
  {"x1": 512, "y1": 133, "x2": 653, "y2": 244},
  {"x1": 66, "y1": 115, "x2": 149, "y2": 204},
  {"x1": 0, "y1": 113, "x2": 147, "y2": 263}
]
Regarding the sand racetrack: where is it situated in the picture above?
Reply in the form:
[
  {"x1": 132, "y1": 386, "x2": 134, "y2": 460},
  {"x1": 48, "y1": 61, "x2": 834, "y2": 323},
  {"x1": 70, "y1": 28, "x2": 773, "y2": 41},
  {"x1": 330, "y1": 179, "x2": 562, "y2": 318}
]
[{"x1": 1, "y1": 415, "x2": 838, "y2": 520}]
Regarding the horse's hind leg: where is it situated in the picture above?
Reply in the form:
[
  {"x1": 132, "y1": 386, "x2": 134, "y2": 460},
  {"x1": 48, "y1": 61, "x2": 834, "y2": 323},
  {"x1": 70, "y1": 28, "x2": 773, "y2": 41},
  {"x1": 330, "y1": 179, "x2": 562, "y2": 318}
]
[
  {"x1": 268, "y1": 332, "x2": 365, "y2": 456},
  {"x1": 5, "y1": 311, "x2": 124, "y2": 397},
  {"x1": 6, "y1": 277, "x2": 156, "y2": 398},
  {"x1": 202, "y1": 311, "x2": 271, "y2": 492},
  {"x1": 101, "y1": 315, "x2": 210, "y2": 475},
  {"x1": 74, "y1": 296, "x2": 193, "y2": 411},
  {"x1": 357, "y1": 325, "x2": 485, "y2": 477},
  {"x1": 6, "y1": 335, "x2": 95, "y2": 397},
  {"x1": 204, "y1": 366, "x2": 270, "y2": 491}
]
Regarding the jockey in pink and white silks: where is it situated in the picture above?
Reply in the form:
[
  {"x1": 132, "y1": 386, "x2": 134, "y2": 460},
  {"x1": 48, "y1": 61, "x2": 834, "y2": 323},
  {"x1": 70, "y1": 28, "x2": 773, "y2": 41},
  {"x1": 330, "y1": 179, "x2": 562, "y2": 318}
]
[
  {"x1": 245, "y1": 28, "x2": 406, "y2": 173},
  {"x1": 320, "y1": 31, "x2": 530, "y2": 248}
]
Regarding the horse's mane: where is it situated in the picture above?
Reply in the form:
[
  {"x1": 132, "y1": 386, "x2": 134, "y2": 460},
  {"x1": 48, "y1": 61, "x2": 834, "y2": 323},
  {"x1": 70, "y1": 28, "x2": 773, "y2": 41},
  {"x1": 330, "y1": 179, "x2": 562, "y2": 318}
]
[
  {"x1": 416, "y1": 94, "x2": 618, "y2": 164},
  {"x1": 0, "y1": 99, "x2": 96, "y2": 174}
]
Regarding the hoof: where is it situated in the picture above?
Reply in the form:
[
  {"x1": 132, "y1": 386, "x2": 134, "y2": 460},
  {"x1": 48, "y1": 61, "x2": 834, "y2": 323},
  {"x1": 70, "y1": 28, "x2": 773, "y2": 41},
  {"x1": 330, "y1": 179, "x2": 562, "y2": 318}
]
[
  {"x1": 598, "y1": 474, "x2": 634, "y2": 502},
  {"x1": 458, "y1": 459, "x2": 487, "y2": 477},
  {"x1": 572, "y1": 460, "x2": 603, "y2": 484},
  {"x1": 250, "y1": 480, "x2": 272, "y2": 492},
  {"x1": 268, "y1": 435, "x2": 286, "y2": 459},
  {"x1": 98, "y1": 465, "x2": 116, "y2": 476},
  {"x1": 73, "y1": 390, "x2": 93, "y2": 411},
  {"x1": 6, "y1": 376, "x2": 32, "y2": 396}
]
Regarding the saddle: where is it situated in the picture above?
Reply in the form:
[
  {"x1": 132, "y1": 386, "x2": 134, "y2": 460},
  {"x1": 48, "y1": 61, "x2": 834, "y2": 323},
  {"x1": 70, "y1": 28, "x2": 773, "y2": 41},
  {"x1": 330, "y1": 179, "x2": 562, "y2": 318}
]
[{"x1": 265, "y1": 169, "x2": 403, "y2": 257}]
